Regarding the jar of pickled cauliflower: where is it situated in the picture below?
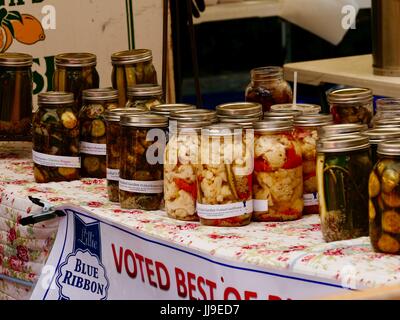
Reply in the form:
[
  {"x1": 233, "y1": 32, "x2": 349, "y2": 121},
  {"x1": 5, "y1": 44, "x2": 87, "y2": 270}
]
[
  {"x1": 253, "y1": 120, "x2": 303, "y2": 221},
  {"x1": 196, "y1": 124, "x2": 254, "y2": 227}
]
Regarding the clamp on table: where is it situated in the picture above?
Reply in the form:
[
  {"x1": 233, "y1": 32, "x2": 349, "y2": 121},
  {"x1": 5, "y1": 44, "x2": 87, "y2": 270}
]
[{"x1": 19, "y1": 196, "x2": 65, "y2": 226}]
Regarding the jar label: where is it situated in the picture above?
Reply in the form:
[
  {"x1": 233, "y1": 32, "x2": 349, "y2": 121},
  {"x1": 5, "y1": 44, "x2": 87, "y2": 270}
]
[
  {"x1": 107, "y1": 168, "x2": 120, "y2": 181},
  {"x1": 119, "y1": 178, "x2": 163, "y2": 194},
  {"x1": 253, "y1": 199, "x2": 268, "y2": 212},
  {"x1": 304, "y1": 193, "x2": 319, "y2": 206},
  {"x1": 80, "y1": 141, "x2": 106, "y2": 156},
  {"x1": 32, "y1": 150, "x2": 80, "y2": 168},
  {"x1": 197, "y1": 201, "x2": 253, "y2": 219}
]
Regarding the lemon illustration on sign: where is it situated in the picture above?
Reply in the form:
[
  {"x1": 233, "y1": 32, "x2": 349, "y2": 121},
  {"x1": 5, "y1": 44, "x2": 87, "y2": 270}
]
[{"x1": 11, "y1": 14, "x2": 45, "y2": 45}]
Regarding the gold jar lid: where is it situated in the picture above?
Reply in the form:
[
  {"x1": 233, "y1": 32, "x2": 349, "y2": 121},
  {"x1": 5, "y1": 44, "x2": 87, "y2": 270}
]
[
  {"x1": 127, "y1": 84, "x2": 163, "y2": 97},
  {"x1": 317, "y1": 135, "x2": 369, "y2": 153},
  {"x1": 362, "y1": 128, "x2": 400, "y2": 144},
  {"x1": 150, "y1": 103, "x2": 196, "y2": 117},
  {"x1": 120, "y1": 113, "x2": 168, "y2": 128},
  {"x1": 327, "y1": 87, "x2": 373, "y2": 105},
  {"x1": 271, "y1": 103, "x2": 321, "y2": 114},
  {"x1": 170, "y1": 109, "x2": 218, "y2": 123},
  {"x1": 83, "y1": 88, "x2": 118, "y2": 101},
  {"x1": 111, "y1": 49, "x2": 152, "y2": 65},
  {"x1": 374, "y1": 117, "x2": 400, "y2": 127},
  {"x1": 38, "y1": 92, "x2": 74, "y2": 105},
  {"x1": 216, "y1": 102, "x2": 262, "y2": 117},
  {"x1": 104, "y1": 108, "x2": 148, "y2": 122},
  {"x1": 378, "y1": 139, "x2": 400, "y2": 156},
  {"x1": 294, "y1": 114, "x2": 333, "y2": 127},
  {"x1": 55, "y1": 53, "x2": 97, "y2": 67},
  {"x1": 319, "y1": 123, "x2": 368, "y2": 137},
  {"x1": 254, "y1": 120, "x2": 293, "y2": 132},
  {"x1": 0, "y1": 52, "x2": 33, "y2": 67}
]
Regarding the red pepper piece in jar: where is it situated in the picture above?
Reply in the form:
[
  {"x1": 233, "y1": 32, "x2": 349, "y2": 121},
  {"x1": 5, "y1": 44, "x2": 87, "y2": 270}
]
[
  {"x1": 174, "y1": 178, "x2": 197, "y2": 200},
  {"x1": 282, "y1": 146, "x2": 302, "y2": 170},
  {"x1": 254, "y1": 158, "x2": 273, "y2": 172},
  {"x1": 330, "y1": 106, "x2": 341, "y2": 124},
  {"x1": 237, "y1": 174, "x2": 253, "y2": 200}
]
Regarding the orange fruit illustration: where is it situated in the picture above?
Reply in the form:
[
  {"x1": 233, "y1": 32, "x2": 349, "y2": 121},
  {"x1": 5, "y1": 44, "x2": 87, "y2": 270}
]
[
  {"x1": 0, "y1": 25, "x2": 13, "y2": 53},
  {"x1": 11, "y1": 14, "x2": 45, "y2": 45}
]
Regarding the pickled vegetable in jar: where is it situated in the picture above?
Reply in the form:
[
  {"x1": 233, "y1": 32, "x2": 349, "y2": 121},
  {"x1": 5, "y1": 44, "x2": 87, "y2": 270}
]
[
  {"x1": 362, "y1": 128, "x2": 400, "y2": 166},
  {"x1": 105, "y1": 108, "x2": 148, "y2": 202},
  {"x1": 164, "y1": 120, "x2": 210, "y2": 221},
  {"x1": 111, "y1": 49, "x2": 158, "y2": 108},
  {"x1": 53, "y1": 53, "x2": 100, "y2": 111},
  {"x1": 32, "y1": 92, "x2": 80, "y2": 183},
  {"x1": 245, "y1": 66, "x2": 293, "y2": 113},
  {"x1": 0, "y1": 53, "x2": 33, "y2": 140},
  {"x1": 79, "y1": 88, "x2": 119, "y2": 178},
  {"x1": 197, "y1": 125, "x2": 254, "y2": 227},
  {"x1": 126, "y1": 84, "x2": 164, "y2": 110},
  {"x1": 369, "y1": 140, "x2": 400, "y2": 254},
  {"x1": 253, "y1": 120, "x2": 304, "y2": 221},
  {"x1": 317, "y1": 135, "x2": 372, "y2": 242},
  {"x1": 327, "y1": 87, "x2": 373, "y2": 127},
  {"x1": 294, "y1": 115, "x2": 333, "y2": 214},
  {"x1": 119, "y1": 114, "x2": 167, "y2": 210},
  {"x1": 271, "y1": 103, "x2": 321, "y2": 114},
  {"x1": 372, "y1": 98, "x2": 400, "y2": 125}
]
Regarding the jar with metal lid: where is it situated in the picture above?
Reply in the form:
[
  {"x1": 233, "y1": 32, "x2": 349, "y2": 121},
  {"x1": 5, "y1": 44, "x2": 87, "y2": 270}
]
[
  {"x1": 271, "y1": 103, "x2": 321, "y2": 114},
  {"x1": 104, "y1": 108, "x2": 148, "y2": 202},
  {"x1": 245, "y1": 66, "x2": 293, "y2": 113},
  {"x1": 126, "y1": 84, "x2": 164, "y2": 110},
  {"x1": 294, "y1": 114, "x2": 333, "y2": 214},
  {"x1": 196, "y1": 124, "x2": 253, "y2": 227},
  {"x1": 216, "y1": 102, "x2": 263, "y2": 120},
  {"x1": 150, "y1": 103, "x2": 196, "y2": 118},
  {"x1": 369, "y1": 140, "x2": 400, "y2": 254},
  {"x1": 111, "y1": 49, "x2": 158, "y2": 108},
  {"x1": 374, "y1": 117, "x2": 400, "y2": 129},
  {"x1": 53, "y1": 53, "x2": 100, "y2": 111},
  {"x1": 164, "y1": 119, "x2": 211, "y2": 221},
  {"x1": 79, "y1": 88, "x2": 119, "y2": 178},
  {"x1": 170, "y1": 109, "x2": 218, "y2": 123},
  {"x1": 119, "y1": 114, "x2": 167, "y2": 210},
  {"x1": 362, "y1": 128, "x2": 400, "y2": 165},
  {"x1": 327, "y1": 87, "x2": 373, "y2": 126},
  {"x1": 253, "y1": 120, "x2": 303, "y2": 221},
  {"x1": 263, "y1": 111, "x2": 300, "y2": 123},
  {"x1": 318, "y1": 123, "x2": 368, "y2": 138},
  {"x1": 317, "y1": 135, "x2": 372, "y2": 242},
  {"x1": 0, "y1": 53, "x2": 33, "y2": 140},
  {"x1": 32, "y1": 92, "x2": 80, "y2": 183},
  {"x1": 373, "y1": 98, "x2": 400, "y2": 125}
]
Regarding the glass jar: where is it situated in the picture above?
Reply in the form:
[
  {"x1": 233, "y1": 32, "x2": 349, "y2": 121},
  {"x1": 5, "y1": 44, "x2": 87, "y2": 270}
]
[
  {"x1": 111, "y1": 49, "x2": 158, "y2": 108},
  {"x1": 271, "y1": 103, "x2": 321, "y2": 114},
  {"x1": 164, "y1": 120, "x2": 210, "y2": 221},
  {"x1": 362, "y1": 128, "x2": 400, "y2": 166},
  {"x1": 0, "y1": 53, "x2": 33, "y2": 140},
  {"x1": 196, "y1": 125, "x2": 254, "y2": 227},
  {"x1": 253, "y1": 120, "x2": 304, "y2": 221},
  {"x1": 327, "y1": 87, "x2": 373, "y2": 127},
  {"x1": 317, "y1": 135, "x2": 372, "y2": 242},
  {"x1": 369, "y1": 140, "x2": 400, "y2": 254},
  {"x1": 150, "y1": 103, "x2": 196, "y2": 118},
  {"x1": 126, "y1": 84, "x2": 164, "y2": 110},
  {"x1": 32, "y1": 92, "x2": 80, "y2": 183},
  {"x1": 373, "y1": 98, "x2": 400, "y2": 125},
  {"x1": 119, "y1": 114, "x2": 168, "y2": 210},
  {"x1": 318, "y1": 123, "x2": 368, "y2": 139},
  {"x1": 245, "y1": 66, "x2": 293, "y2": 113},
  {"x1": 79, "y1": 88, "x2": 119, "y2": 178},
  {"x1": 53, "y1": 53, "x2": 100, "y2": 111},
  {"x1": 104, "y1": 108, "x2": 148, "y2": 202},
  {"x1": 294, "y1": 115, "x2": 333, "y2": 214}
]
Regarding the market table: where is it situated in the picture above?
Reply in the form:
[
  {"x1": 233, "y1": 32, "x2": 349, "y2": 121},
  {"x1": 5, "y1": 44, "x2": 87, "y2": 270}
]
[
  {"x1": 1, "y1": 142, "x2": 400, "y2": 300},
  {"x1": 283, "y1": 54, "x2": 400, "y2": 98}
]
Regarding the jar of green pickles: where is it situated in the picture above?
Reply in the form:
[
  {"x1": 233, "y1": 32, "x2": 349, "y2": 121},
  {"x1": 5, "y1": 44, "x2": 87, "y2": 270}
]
[
  {"x1": 53, "y1": 53, "x2": 100, "y2": 111},
  {"x1": 32, "y1": 92, "x2": 80, "y2": 183},
  {"x1": 317, "y1": 135, "x2": 372, "y2": 242},
  {"x1": 79, "y1": 88, "x2": 119, "y2": 178},
  {"x1": 105, "y1": 108, "x2": 148, "y2": 202},
  {"x1": 126, "y1": 84, "x2": 164, "y2": 110},
  {"x1": 369, "y1": 140, "x2": 400, "y2": 254},
  {"x1": 119, "y1": 114, "x2": 168, "y2": 210},
  {"x1": 0, "y1": 53, "x2": 33, "y2": 140},
  {"x1": 111, "y1": 49, "x2": 158, "y2": 108}
]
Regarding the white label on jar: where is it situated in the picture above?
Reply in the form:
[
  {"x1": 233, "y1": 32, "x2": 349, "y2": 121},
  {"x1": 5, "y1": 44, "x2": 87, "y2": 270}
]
[
  {"x1": 80, "y1": 141, "x2": 106, "y2": 156},
  {"x1": 304, "y1": 192, "x2": 319, "y2": 206},
  {"x1": 119, "y1": 178, "x2": 163, "y2": 194},
  {"x1": 253, "y1": 199, "x2": 268, "y2": 212},
  {"x1": 107, "y1": 168, "x2": 120, "y2": 181},
  {"x1": 197, "y1": 200, "x2": 253, "y2": 219},
  {"x1": 32, "y1": 150, "x2": 80, "y2": 168}
]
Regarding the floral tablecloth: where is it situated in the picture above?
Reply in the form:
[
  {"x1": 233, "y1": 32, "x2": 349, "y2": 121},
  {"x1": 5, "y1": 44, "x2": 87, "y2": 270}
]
[{"x1": 1, "y1": 142, "x2": 400, "y2": 300}]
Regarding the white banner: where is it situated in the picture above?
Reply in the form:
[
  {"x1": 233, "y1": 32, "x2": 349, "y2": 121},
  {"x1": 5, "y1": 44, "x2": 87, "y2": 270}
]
[{"x1": 29, "y1": 206, "x2": 354, "y2": 300}]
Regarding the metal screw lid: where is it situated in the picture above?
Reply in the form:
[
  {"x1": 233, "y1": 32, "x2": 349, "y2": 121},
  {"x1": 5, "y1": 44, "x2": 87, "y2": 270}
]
[
  {"x1": 362, "y1": 128, "x2": 400, "y2": 144},
  {"x1": 319, "y1": 123, "x2": 368, "y2": 137},
  {"x1": 150, "y1": 103, "x2": 196, "y2": 117},
  {"x1": 378, "y1": 139, "x2": 400, "y2": 156},
  {"x1": 38, "y1": 92, "x2": 74, "y2": 105},
  {"x1": 55, "y1": 53, "x2": 97, "y2": 67},
  {"x1": 271, "y1": 103, "x2": 321, "y2": 114},
  {"x1": 216, "y1": 102, "x2": 262, "y2": 117},
  {"x1": 170, "y1": 109, "x2": 217, "y2": 122},
  {"x1": 104, "y1": 108, "x2": 148, "y2": 122},
  {"x1": 376, "y1": 98, "x2": 400, "y2": 112},
  {"x1": 327, "y1": 87, "x2": 373, "y2": 105},
  {"x1": 120, "y1": 113, "x2": 168, "y2": 127},
  {"x1": 374, "y1": 117, "x2": 400, "y2": 127},
  {"x1": 111, "y1": 49, "x2": 152, "y2": 65},
  {"x1": 317, "y1": 135, "x2": 369, "y2": 153},
  {"x1": 0, "y1": 52, "x2": 33, "y2": 67},
  {"x1": 254, "y1": 120, "x2": 293, "y2": 132},
  {"x1": 294, "y1": 114, "x2": 333, "y2": 127},
  {"x1": 127, "y1": 84, "x2": 163, "y2": 97},
  {"x1": 202, "y1": 123, "x2": 243, "y2": 137},
  {"x1": 83, "y1": 88, "x2": 118, "y2": 101}
]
